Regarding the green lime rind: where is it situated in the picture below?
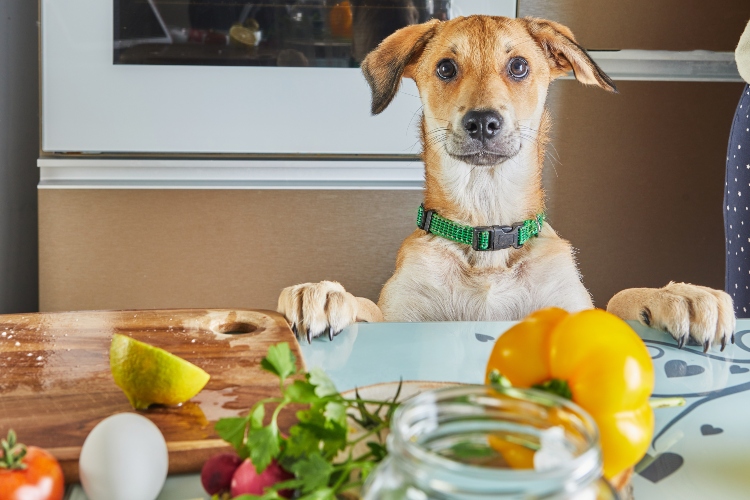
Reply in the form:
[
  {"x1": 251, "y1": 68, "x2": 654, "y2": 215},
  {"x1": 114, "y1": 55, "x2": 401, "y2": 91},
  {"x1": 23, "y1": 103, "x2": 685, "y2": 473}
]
[{"x1": 110, "y1": 333, "x2": 211, "y2": 410}]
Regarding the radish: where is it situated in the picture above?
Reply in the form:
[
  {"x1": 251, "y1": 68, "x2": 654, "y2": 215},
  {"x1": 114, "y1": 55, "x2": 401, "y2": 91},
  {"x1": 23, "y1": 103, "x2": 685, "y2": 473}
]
[
  {"x1": 230, "y1": 459, "x2": 294, "y2": 498},
  {"x1": 200, "y1": 452, "x2": 243, "y2": 495}
]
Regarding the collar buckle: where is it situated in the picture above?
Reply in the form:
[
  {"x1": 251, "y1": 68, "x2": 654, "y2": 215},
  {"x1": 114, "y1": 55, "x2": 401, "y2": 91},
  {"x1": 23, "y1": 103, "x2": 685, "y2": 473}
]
[
  {"x1": 472, "y1": 224, "x2": 521, "y2": 251},
  {"x1": 417, "y1": 207, "x2": 433, "y2": 232}
]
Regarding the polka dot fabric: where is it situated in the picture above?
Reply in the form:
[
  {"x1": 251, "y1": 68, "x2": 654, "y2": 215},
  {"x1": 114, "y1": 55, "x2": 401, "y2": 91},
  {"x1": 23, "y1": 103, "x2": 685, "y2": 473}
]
[{"x1": 725, "y1": 84, "x2": 750, "y2": 317}]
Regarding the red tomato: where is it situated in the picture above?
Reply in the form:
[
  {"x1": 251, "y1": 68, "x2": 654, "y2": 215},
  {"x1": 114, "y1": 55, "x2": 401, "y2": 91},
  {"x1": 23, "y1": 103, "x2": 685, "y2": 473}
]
[{"x1": 0, "y1": 446, "x2": 65, "y2": 500}]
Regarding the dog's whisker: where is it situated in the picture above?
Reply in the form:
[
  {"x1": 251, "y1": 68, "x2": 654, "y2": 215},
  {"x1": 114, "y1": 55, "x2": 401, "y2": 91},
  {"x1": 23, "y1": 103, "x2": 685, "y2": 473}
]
[
  {"x1": 423, "y1": 115, "x2": 452, "y2": 123},
  {"x1": 518, "y1": 125, "x2": 540, "y2": 133},
  {"x1": 423, "y1": 133, "x2": 449, "y2": 144},
  {"x1": 403, "y1": 139, "x2": 425, "y2": 153},
  {"x1": 424, "y1": 128, "x2": 449, "y2": 137},
  {"x1": 407, "y1": 105, "x2": 425, "y2": 132},
  {"x1": 545, "y1": 159, "x2": 560, "y2": 178},
  {"x1": 424, "y1": 132, "x2": 449, "y2": 140},
  {"x1": 424, "y1": 134, "x2": 447, "y2": 141}
]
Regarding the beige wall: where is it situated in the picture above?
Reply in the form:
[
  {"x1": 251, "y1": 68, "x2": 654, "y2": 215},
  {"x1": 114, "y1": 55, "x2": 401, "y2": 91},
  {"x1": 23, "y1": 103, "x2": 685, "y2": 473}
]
[
  {"x1": 519, "y1": 0, "x2": 750, "y2": 51},
  {"x1": 543, "y1": 80, "x2": 743, "y2": 306},
  {"x1": 39, "y1": 81, "x2": 744, "y2": 312},
  {"x1": 39, "y1": 190, "x2": 422, "y2": 312}
]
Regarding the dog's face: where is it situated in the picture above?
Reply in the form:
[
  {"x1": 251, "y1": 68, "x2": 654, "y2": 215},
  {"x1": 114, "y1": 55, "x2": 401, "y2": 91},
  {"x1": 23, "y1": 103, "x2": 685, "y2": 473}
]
[
  {"x1": 412, "y1": 18, "x2": 554, "y2": 166},
  {"x1": 362, "y1": 16, "x2": 616, "y2": 167}
]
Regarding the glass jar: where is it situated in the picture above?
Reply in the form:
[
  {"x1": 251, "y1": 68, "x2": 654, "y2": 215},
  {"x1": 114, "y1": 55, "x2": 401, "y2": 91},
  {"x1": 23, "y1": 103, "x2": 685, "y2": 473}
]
[{"x1": 361, "y1": 385, "x2": 618, "y2": 500}]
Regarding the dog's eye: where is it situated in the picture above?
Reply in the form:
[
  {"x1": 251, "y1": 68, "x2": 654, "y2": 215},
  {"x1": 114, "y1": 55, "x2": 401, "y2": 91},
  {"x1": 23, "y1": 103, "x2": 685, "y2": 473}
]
[
  {"x1": 436, "y1": 59, "x2": 458, "y2": 80},
  {"x1": 508, "y1": 57, "x2": 529, "y2": 79}
]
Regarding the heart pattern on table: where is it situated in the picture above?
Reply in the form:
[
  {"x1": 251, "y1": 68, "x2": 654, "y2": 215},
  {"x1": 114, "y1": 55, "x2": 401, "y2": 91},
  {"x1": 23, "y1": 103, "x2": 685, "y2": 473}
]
[
  {"x1": 730, "y1": 365, "x2": 750, "y2": 374},
  {"x1": 664, "y1": 359, "x2": 705, "y2": 378},
  {"x1": 700, "y1": 424, "x2": 723, "y2": 436},
  {"x1": 475, "y1": 333, "x2": 495, "y2": 343},
  {"x1": 637, "y1": 452, "x2": 684, "y2": 483}
]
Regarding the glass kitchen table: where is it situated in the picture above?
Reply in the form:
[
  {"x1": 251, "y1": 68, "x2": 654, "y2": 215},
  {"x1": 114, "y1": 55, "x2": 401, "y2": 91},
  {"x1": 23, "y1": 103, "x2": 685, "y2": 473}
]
[{"x1": 66, "y1": 319, "x2": 750, "y2": 499}]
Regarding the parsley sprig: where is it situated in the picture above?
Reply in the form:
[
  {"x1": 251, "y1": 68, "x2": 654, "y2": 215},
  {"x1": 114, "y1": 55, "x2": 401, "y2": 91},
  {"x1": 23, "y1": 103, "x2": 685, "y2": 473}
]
[{"x1": 215, "y1": 342, "x2": 401, "y2": 500}]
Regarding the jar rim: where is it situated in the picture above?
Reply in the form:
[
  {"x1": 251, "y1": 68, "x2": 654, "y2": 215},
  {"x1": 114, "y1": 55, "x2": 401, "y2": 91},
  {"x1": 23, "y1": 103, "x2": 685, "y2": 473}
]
[{"x1": 388, "y1": 384, "x2": 603, "y2": 496}]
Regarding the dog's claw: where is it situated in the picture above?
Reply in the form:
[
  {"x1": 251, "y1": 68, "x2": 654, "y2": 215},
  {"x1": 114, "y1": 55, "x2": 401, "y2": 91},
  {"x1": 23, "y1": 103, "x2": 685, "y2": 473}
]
[
  {"x1": 721, "y1": 335, "x2": 727, "y2": 352},
  {"x1": 331, "y1": 329, "x2": 340, "y2": 338},
  {"x1": 291, "y1": 324, "x2": 298, "y2": 337},
  {"x1": 306, "y1": 330, "x2": 312, "y2": 344},
  {"x1": 703, "y1": 339, "x2": 710, "y2": 353},
  {"x1": 640, "y1": 309, "x2": 651, "y2": 326},
  {"x1": 328, "y1": 328, "x2": 334, "y2": 341},
  {"x1": 677, "y1": 336, "x2": 685, "y2": 349},
  {"x1": 732, "y1": 332, "x2": 736, "y2": 344}
]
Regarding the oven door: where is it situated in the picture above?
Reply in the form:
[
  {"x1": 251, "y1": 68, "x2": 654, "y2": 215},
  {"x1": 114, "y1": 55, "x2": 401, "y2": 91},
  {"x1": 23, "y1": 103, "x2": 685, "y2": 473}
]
[{"x1": 41, "y1": 0, "x2": 517, "y2": 155}]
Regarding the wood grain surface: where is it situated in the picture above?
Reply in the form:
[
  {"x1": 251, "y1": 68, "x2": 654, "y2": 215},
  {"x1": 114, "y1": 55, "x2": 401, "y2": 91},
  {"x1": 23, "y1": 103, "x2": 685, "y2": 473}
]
[{"x1": 0, "y1": 309, "x2": 302, "y2": 483}]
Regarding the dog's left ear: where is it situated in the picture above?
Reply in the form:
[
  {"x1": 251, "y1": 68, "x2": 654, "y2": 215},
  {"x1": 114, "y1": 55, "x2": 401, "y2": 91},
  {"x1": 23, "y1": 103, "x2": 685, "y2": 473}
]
[
  {"x1": 361, "y1": 19, "x2": 441, "y2": 115},
  {"x1": 525, "y1": 17, "x2": 617, "y2": 93}
]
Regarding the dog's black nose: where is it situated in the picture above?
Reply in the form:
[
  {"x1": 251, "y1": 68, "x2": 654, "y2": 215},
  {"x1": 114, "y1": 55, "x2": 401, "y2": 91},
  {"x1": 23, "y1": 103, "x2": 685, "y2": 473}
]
[{"x1": 463, "y1": 110, "x2": 503, "y2": 140}]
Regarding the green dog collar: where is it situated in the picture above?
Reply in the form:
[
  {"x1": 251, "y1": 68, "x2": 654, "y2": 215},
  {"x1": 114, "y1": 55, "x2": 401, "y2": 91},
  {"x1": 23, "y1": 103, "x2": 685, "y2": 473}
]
[{"x1": 416, "y1": 204, "x2": 545, "y2": 251}]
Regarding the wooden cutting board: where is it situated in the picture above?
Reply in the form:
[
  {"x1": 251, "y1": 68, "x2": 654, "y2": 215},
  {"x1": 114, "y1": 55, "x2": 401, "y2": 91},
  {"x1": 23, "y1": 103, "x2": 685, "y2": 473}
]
[{"x1": 0, "y1": 308, "x2": 302, "y2": 483}]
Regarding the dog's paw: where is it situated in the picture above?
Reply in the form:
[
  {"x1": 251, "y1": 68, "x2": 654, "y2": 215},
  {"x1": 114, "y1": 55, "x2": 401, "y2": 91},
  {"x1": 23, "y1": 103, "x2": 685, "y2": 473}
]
[
  {"x1": 608, "y1": 283, "x2": 736, "y2": 352},
  {"x1": 277, "y1": 281, "x2": 358, "y2": 343}
]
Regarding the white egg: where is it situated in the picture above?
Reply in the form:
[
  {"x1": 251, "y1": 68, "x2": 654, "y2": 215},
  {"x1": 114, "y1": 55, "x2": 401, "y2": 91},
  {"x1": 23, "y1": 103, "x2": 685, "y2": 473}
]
[{"x1": 79, "y1": 412, "x2": 168, "y2": 500}]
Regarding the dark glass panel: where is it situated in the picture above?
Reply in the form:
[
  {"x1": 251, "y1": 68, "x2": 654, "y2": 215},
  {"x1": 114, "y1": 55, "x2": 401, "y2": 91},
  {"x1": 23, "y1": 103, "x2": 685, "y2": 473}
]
[{"x1": 114, "y1": 0, "x2": 451, "y2": 66}]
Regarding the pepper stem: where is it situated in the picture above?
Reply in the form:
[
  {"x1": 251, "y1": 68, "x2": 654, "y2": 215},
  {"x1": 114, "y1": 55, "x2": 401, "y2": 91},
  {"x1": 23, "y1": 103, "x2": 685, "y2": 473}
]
[
  {"x1": 487, "y1": 369, "x2": 512, "y2": 388},
  {"x1": 488, "y1": 372, "x2": 573, "y2": 401},
  {"x1": 0, "y1": 430, "x2": 27, "y2": 470},
  {"x1": 648, "y1": 397, "x2": 686, "y2": 409},
  {"x1": 531, "y1": 379, "x2": 573, "y2": 400}
]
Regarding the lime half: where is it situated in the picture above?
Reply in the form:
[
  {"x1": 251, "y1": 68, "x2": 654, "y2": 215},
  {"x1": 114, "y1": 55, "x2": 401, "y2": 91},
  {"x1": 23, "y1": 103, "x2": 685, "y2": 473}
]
[{"x1": 110, "y1": 334, "x2": 210, "y2": 410}]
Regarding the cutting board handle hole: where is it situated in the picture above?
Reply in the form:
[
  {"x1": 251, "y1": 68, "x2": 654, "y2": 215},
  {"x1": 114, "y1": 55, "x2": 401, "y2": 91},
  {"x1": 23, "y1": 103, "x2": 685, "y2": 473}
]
[{"x1": 213, "y1": 322, "x2": 257, "y2": 335}]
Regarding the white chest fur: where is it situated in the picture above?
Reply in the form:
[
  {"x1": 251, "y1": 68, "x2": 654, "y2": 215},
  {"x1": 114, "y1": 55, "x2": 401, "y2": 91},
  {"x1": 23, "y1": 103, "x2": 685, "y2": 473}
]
[{"x1": 378, "y1": 229, "x2": 593, "y2": 321}]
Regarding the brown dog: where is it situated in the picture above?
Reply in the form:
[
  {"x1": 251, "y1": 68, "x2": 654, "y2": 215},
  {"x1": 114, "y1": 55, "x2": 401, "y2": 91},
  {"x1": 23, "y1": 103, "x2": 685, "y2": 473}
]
[{"x1": 278, "y1": 16, "x2": 735, "y2": 353}]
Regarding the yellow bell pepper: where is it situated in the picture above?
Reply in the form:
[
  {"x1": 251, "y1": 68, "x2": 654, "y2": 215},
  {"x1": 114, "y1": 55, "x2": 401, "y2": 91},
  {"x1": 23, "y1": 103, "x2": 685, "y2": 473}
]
[
  {"x1": 485, "y1": 308, "x2": 655, "y2": 479},
  {"x1": 487, "y1": 434, "x2": 536, "y2": 469}
]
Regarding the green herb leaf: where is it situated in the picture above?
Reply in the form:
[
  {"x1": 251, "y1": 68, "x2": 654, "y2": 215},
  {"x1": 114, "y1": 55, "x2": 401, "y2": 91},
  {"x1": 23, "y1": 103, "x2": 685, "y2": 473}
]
[
  {"x1": 296, "y1": 415, "x2": 347, "y2": 459},
  {"x1": 323, "y1": 401, "x2": 347, "y2": 427},
  {"x1": 385, "y1": 379, "x2": 403, "y2": 422},
  {"x1": 214, "y1": 417, "x2": 249, "y2": 458},
  {"x1": 284, "y1": 379, "x2": 319, "y2": 403},
  {"x1": 282, "y1": 424, "x2": 321, "y2": 460},
  {"x1": 366, "y1": 441, "x2": 388, "y2": 461},
  {"x1": 250, "y1": 404, "x2": 265, "y2": 429},
  {"x1": 309, "y1": 367, "x2": 337, "y2": 397},
  {"x1": 296, "y1": 419, "x2": 347, "y2": 443},
  {"x1": 290, "y1": 452, "x2": 334, "y2": 493},
  {"x1": 358, "y1": 459, "x2": 377, "y2": 482},
  {"x1": 297, "y1": 488, "x2": 336, "y2": 500},
  {"x1": 320, "y1": 423, "x2": 348, "y2": 458},
  {"x1": 260, "y1": 343, "x2": 297, "y2": 382},
  {"x1": 216, "y1": 343, "x2": 402, "y2": 498},
  {"x1": 247, "y1": 425, "x2": 281, "y2": 473},
  {"x1": 232, "y1": 493, "x2": 283, "y2": 500},
  {"x1": 350, "y1": 389, "x2": 384, "y2": 430},
  {"x1": 269, "y1": 478, "x2": 306, "y2": 492}
]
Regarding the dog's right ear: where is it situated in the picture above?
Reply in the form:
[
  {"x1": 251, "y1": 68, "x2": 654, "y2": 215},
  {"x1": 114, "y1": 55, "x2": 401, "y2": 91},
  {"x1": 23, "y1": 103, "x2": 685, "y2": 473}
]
[{"x1": 361, "y1": 20, "x2": 440, "y2": 115}]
